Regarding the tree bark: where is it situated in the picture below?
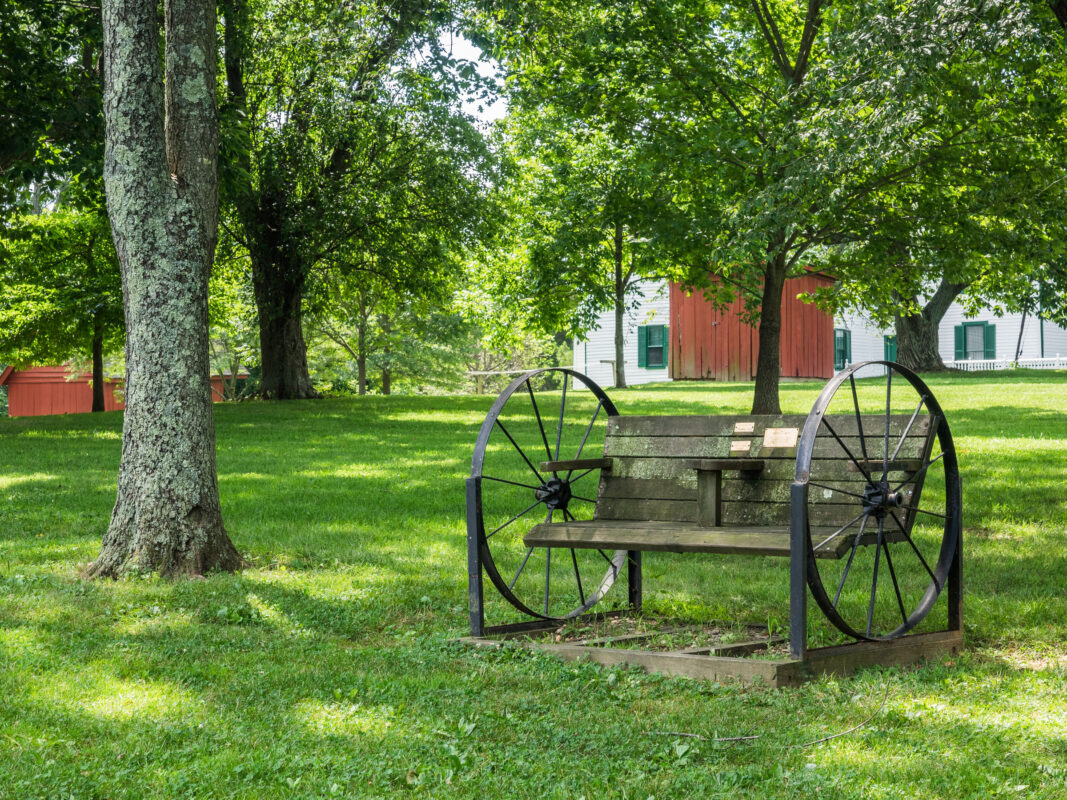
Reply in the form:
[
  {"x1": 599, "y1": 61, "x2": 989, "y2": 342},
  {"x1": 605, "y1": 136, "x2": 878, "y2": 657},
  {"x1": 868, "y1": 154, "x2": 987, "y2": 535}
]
[
  {"x1": 91, "y1": 317, "x2": 104, "y2": 412},
  {"x1": 89, "y1": 0, "x2": 241, "y2": 578},
  {"x1": 357, "y1": 292, "x2": 368, "y2": 395},
  {"x1": 380, "y1": 314, "x2": 391, "y2": 395},
  {"x1": 613, "y1": 222, "x2": 627, "y2": 389},
  {"x1": 893, "y1": 280, "x2": 967, "y2": 372},
  {"x1": 751, "y1": 253, "x2": 787, "y2": 414},
  {"x1": 251, "y1": 248, "x2": 317, "y2": 399}
]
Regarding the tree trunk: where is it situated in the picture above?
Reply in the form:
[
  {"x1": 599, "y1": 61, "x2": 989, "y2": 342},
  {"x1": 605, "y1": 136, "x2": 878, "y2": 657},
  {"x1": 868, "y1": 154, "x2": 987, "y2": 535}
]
[
  {"x1": 91, "y1": 318, "x2": 105, "y2": 412},
  {"x1": 894, "y1": 280, "x2": 967, "y2": 372},
  {"x1": 357, "y1": 293, "x2": 368, "y2": 396},
  {"x1": 89, "y1": 0, "x2": 241, "y2": 578},
  {"x1": 380, "y1": 314, "x2": 391, "y2": 395},
  {"x1": 751, "y1": 254, "x2": 787, "y2": 415},
  {"x1": 613, "y1": 222, "x2": 627, "y2": 389},
  {"x1": 251, "y1": 249, "x2": 318, "y2": 399}
]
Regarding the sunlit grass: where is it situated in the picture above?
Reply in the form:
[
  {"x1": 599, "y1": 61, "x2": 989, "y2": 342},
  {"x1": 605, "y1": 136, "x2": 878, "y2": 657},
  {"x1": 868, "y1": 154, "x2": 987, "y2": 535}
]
[{"x1": 0, "y1": 371, "x2": 1065, "y2": 798}]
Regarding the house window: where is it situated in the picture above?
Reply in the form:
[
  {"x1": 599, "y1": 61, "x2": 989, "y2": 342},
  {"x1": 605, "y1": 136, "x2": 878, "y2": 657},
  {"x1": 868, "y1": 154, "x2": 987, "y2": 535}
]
[
  {"x1": 954, "y1": 322, "x2": 995, "y2": 361},
  {"x1": 637, "y1": 325, "x2": 668, "y2": 369},
  {"x1": 883, "y1": 335, "x2": 897, "y2": 362},
  {"x1": 834, "y1": 329, "x2": 851, "y2": 371}
]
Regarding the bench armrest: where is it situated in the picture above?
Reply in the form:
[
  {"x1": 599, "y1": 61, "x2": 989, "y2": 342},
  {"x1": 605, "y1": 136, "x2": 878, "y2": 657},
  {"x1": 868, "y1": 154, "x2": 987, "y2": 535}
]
[{"x1": 540, "y1": 457, "x2": 613, "y2": 473}]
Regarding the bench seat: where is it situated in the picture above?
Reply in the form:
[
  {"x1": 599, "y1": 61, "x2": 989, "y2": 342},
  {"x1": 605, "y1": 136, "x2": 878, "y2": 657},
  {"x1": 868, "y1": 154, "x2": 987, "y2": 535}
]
[{"x1": 524, "y1": 519, "x2": 881, "y2": 559}]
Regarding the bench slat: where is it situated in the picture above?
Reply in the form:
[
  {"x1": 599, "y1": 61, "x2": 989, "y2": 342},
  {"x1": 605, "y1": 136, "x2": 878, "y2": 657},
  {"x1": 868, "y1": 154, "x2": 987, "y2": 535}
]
[
  {"x1": 523, "y1": 520, "x2": 854, "y2": 558},
  {"x1": 605, "y1": 435, "x2": 927, "y2": 460},
  {"x1": 607, "y1": 414, "x2": 931, "y2": 439},
  {"x1": 594, "y1": 496, "x2": 886, "y2": 527}
]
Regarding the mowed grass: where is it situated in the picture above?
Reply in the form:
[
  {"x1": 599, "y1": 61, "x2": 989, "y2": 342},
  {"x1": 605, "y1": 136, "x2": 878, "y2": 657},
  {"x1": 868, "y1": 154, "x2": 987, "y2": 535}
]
[{"x1": 1, "y1": 371, "x2": 1066, "y2": 799}]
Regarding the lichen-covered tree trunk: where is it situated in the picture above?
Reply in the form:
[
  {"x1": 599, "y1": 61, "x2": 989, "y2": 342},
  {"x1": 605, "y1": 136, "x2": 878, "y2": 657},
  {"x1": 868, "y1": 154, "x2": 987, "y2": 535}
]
[{"x1": 88, "y1": 0, "x2": 242, "y2": 578}]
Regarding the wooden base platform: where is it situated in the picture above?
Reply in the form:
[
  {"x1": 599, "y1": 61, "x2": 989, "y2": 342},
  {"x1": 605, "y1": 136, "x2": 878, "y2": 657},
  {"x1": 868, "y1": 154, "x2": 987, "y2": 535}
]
[{"x1": 458, "y1": 616, "x2": 963, "y2": 688}]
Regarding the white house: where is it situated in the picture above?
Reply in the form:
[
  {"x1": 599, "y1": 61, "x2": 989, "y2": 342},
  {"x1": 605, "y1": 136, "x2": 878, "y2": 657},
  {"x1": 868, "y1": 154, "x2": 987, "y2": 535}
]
[
  {"x1": 573, "y1": 281, "x2": 672, "y2": 387},
  {"x1": 835, "y1": 306, "x2": 1067, "y2": 377}
]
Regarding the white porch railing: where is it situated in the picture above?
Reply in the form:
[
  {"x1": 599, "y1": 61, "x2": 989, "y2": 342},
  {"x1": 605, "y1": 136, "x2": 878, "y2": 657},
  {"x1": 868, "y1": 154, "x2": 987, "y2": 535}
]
[{"x1": 943, "y1": 356, "x2": 1067, "y2": 371}]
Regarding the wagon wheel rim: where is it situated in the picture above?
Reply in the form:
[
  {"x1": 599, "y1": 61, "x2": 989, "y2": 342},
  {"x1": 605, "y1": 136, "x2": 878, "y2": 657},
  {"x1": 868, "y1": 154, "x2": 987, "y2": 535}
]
[
  {"x1": 794, "y1": 361, "x2": 961, "y2": 641},
  {"x1": 470, "y1": 368, "x2": 627, "y2": 621}
]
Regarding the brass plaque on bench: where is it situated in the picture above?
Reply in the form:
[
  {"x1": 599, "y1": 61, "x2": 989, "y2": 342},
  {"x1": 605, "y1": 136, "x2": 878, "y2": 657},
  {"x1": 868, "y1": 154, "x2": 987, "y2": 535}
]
[
  {"x1": 733, "y1": 421, "x2": 756, "y2": 434},
  {"x1": 762, "y1": 427, "x2": 798, "y2": 448}
]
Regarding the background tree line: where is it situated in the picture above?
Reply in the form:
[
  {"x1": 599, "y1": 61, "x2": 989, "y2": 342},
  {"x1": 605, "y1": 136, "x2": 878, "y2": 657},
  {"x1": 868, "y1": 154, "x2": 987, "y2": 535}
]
[{"x1": 3, "y1": 0, "x2": 1067, "y2": 412}]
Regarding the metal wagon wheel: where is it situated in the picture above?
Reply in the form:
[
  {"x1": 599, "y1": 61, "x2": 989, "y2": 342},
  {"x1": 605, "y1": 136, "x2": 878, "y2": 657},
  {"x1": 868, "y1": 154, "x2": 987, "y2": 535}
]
[
  {"x1": 794, "y1": 361, "x2": 962, "y2": 640},
  {"x1": 470, "y1": 368, "x2": 627, "y2": 621}
]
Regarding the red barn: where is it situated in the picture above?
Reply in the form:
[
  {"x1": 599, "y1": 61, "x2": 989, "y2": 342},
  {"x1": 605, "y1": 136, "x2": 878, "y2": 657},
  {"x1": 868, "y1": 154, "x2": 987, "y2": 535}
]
[
  {"x1": 1, "y1": 365, "x2": 238, "y2": 417},
  {"x1": 669, "y1": 273, "x2": 834, "y2": 381}
]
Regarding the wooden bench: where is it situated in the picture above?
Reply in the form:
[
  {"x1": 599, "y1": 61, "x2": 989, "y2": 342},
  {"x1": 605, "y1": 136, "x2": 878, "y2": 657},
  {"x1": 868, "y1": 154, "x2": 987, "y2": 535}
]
[{"x1": 523, "y1": 414, "x2": 930, "y2": 560}]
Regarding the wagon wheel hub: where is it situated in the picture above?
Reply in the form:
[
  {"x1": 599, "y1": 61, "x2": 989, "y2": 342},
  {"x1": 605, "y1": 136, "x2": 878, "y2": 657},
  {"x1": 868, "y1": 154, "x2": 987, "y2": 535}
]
[
  {"x1": 535, "y1": 478, "x2": 572, "y2": 512},
  {"x1": 861, "y1": 480, "x2": 905, "y2": 519}
]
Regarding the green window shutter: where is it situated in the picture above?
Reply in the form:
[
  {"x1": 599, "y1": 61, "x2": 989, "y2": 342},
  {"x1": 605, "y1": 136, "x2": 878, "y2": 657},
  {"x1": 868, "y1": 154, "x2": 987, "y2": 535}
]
[
  {"x1": 845, "y1": 330, "x2": 852, "y2": 364},
  {"x1": 883, "y1": 335, "x2": 896, "y2": 362},
  {"x1": 647, "y1": 325, "x2": 668, "y2": 369},
  {"x1": 984, "y1": 323, "x2": 996, "y2": 359},
  {"x1": 954, "y1": 326, "x2": 965, "y2": 360},
  {"x1": 637, "y1": 325, "x2": 647, "y2": 368}
]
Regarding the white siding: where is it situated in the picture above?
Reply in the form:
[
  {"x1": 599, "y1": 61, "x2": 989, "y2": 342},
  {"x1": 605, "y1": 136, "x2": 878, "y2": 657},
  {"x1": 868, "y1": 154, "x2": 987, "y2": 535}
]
[
  {"x1": 1042, "y1": 317, "x2": 1067, "y2": 358},
  {"x1": 575, "y1": 280, "x2": 672, "y2": 388},
  {"x1": 833, "y1": 311, "x2": 892, "y2": 379}
]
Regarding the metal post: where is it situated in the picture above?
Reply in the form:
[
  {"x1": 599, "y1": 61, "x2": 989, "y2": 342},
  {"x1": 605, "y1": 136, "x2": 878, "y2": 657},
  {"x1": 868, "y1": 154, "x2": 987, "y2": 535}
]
[
  {"x1": 627, "y1": 550, "x2": 642, "y2": 612},
  {"x1": 789, "y1": 482, "x2": 808, "y2": 659},
  {"x1": 465, "y1": 477, "x2": 485, "y2": 636},
  {"x1": 948, "y1": 525, "x2": 963, "y2": 632}
]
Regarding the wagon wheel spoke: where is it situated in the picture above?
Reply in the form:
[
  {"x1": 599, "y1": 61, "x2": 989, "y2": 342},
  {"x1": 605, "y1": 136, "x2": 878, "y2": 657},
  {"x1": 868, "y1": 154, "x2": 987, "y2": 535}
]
[
  {"x1": 899, "y1": 504, "x2": 947, "y2": 520},
  {"x1": 849, "y1": 374, "x2": 870, "y2": 461},
  {"x1": 568, "y1": 468, "x2": 598, "y2": 485},
  {"x1": 888, "y1": 510, "x2": 938, "y2": 587},
  {"x1": 508, "y1": 547, "x2": 535, "y2": 591},
  {"x1": 891, "y1": 451, "x2": 945, "y2": 493},
  {"x1": 544, "y1": 505, "x2": 554, "y2": 614},
  {"x1": 595, "y1": 547, "x2": 618, "y2": 577},
  {"x1": 568, "y1": 399, "x2": 604, "y2": 479},
  {"x1": 570, "y1": 494, "x2": 597, "y2": 505},
  {"x1": 833, "y1": 514, "x2": 871, "y2": 608},
  {"x1": 482, "y1": 475, "x2": 541, "y2": 491},
  {"x1": 882, "y1": 535, "x2": 908, "y2": 625},
  {"x1": 807, "y1": 481, "x2": 867, "y2": 502},
  {"x1": 571, "y1": 548, "x2": 586, "y2": 606},
  {"x1": 487, "y1": 498, "x2": 546, "y2": 539},
  {"x1": 866, "y1": 517, "x2": 886, "y2": 637},
  {"x1": 813, "y1": 509, "x2": 868, "y2": 552},
  {"x1": 890, "y1": 395, "x2": 927, "y2": 463},
  {"x1": 494, "y1": 419, "x2": 545, "y2": 485},
  {"x1": 821, "y1": 417, "x2": 874, "y2": 483},
  {"x1": 526, "y1": 380, "x2": 554, "y2": 462},
  {"x1": 554, "y1": 380, "x2": 567, "y2": 461}
]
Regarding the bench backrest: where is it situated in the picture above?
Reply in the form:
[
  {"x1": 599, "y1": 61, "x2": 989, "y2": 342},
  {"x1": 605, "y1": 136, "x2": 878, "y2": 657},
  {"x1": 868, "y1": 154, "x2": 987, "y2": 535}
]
[{"x1": 596, "y1": 415, "x2": 934, "y2": 528}]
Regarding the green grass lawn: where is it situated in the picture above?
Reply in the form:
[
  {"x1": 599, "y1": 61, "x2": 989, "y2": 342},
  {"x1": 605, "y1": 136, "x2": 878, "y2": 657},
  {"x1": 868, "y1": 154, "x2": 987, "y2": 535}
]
[{"x1": 1, "y1": 371, "x2": 1066, "y2": 799}]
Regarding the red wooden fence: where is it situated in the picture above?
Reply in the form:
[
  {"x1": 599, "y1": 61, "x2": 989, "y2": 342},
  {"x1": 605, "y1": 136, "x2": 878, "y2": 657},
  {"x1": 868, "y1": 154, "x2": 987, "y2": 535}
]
[{"x1": 1, "y1": 365, "x2": 234, "y2": 417}]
